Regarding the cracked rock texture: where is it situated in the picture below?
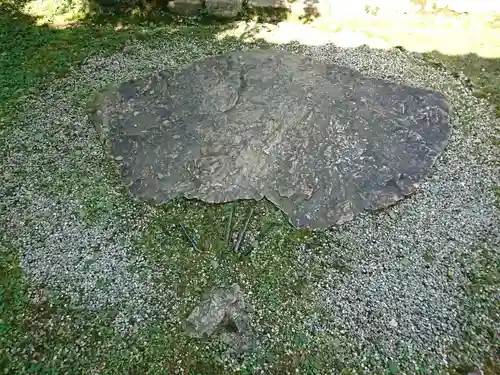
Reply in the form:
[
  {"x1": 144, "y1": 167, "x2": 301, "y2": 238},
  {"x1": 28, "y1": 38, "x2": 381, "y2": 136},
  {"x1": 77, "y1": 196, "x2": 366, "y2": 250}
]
[
  {"x1": 186, "y1": 284, "x2": 254, "y2": 352},
  {"x1": 93, "y1": 49, "x2": 451, "y2": 228}
]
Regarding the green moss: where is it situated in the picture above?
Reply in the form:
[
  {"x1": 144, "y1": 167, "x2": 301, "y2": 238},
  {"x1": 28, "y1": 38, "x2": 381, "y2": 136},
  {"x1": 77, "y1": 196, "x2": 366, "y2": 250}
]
[
  {"x1": 133, "y1": 198, "x2": 328, "y2": 371},
  {"x1": 0, "y1": 16, "x2": 329, "y2": 361},
  {"x1": 422, "y1": 51, "x2": 500, "y2": 120},
  {"x1": 446, "y1": 244, "x2": 500, "y2": 375}
]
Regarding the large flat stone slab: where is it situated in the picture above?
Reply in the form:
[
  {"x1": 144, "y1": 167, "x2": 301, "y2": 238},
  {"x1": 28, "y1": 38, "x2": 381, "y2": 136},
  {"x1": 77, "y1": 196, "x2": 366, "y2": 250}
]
[{"x1": 92, "y1": 49, "x2": 451, "y2": 228}]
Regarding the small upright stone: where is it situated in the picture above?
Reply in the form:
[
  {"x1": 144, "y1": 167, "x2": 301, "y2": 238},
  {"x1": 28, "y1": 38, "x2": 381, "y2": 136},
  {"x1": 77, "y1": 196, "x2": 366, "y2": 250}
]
[
  {"x1": 167, "y1": 0, "x2": 203, "y2": 16},
  {"x1": 185, "y1": 284, "x2": 254, "y2": 351},
  {"x1": 206, "y1": 0, "x2": 243, "y2": 18}
]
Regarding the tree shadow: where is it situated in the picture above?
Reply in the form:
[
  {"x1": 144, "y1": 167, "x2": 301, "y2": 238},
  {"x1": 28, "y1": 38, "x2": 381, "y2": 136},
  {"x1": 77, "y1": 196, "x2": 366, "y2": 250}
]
[
  {"x1": 0, "y1": 1, "x2": 253, "y2": 111},
  {"x1": 242, "y1": 6, "x2": 292, "y2": 24},
  {"x1": 229, "y1": 0, "x2": 324, "y2": 25},
  {"x1": 296, "y1": 0, "x2": 321, "y2": 24},
  {"x1": 420, "y1": 50, "x2": 500, "y2": 117}
]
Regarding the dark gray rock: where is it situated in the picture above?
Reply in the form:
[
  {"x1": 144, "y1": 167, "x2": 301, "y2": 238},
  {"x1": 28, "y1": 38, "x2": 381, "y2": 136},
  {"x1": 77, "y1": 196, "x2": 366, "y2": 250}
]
[
  {"x1": 93, "y1": 49, "x2": 451, "y2": 228},
  {"x1": 167, "y1": 0, "x2": 203, "y2": 16},
  {"x1": 247, "y1": 0, "x2": 290, "y2": 9},
  {"x1": 185, "y1": 284, "x2": 254, "y2": 351},
  {"x1": 206, "y1": 0, "x2": 243, "y2": 18}
]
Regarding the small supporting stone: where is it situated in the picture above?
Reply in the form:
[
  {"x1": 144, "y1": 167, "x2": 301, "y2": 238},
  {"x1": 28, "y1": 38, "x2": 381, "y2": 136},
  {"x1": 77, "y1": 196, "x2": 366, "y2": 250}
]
[
  {"x1": 167, "y1": 0, "x2": 204, "y2": 16},
  {"x1": 185, "y1": 284, "x2": 254, "y2": 351},
  {"x1": 247, "y1": 0, "x2": 291, "y2": 9},
  {"x1": 205, "y1": 0, "x2": 243, "y2": 18}
]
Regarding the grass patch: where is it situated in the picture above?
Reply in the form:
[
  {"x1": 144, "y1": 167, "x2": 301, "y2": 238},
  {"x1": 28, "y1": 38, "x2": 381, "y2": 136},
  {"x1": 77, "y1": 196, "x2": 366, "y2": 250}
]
[
  {"x1": 0, "y1": 4, "x2": 327, "y2": 372},
  {"x1": 447, "y1": 244, "x2": 500, "y2": 375},
  {"x1": 134, "y1": 198, "x2": 330, "y2": 372},
  {"x1": 1, "y1": 197, "x2": 333, "y2": 373},
  {"x1": 0, "y1": 3, "x2": 235, "y2": 124},
  {"x1": 422, "y1": 51, "x2": 500, "y2": 118}
]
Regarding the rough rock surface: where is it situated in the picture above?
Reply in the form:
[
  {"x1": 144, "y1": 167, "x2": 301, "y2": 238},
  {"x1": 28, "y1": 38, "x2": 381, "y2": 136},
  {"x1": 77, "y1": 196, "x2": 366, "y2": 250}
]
[
  {"x1": 246, "y1": 0, "x2": 290, "y2": 9},
  {"x1": 167, "y1": 0, "x2": 203, "y2": 16},
  {"x1": 205, "y1": 0, "x2": 243, "y2": 18},
  {"x1": 185, "y1": 284, "x2": 253, "y2": 351},
  {"x1": 93, "y1": 49, "x2": 451, "y2": 228}
]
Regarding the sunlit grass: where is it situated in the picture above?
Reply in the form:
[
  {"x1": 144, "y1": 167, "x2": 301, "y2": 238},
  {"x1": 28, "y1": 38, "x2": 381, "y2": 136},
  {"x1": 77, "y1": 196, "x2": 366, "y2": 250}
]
[
  {"x1": 15, "y1": 0, "x2": 500, "y2": 57},
  {"x1": 247, "y1": 11, "x2": 500, "y2": 58},
  {"x1": 21, "y1": 0, "x2": 91, "y2": 25}
]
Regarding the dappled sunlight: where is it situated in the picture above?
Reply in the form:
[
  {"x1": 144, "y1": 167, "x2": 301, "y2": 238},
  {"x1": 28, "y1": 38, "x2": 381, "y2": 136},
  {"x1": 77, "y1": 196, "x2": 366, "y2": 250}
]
[
  {"x1": 217, "y1": 11, "x2": 500, "y2": 57},
  {"x1": 22, "y1": 0, "x2": 91, "y2": 25}
]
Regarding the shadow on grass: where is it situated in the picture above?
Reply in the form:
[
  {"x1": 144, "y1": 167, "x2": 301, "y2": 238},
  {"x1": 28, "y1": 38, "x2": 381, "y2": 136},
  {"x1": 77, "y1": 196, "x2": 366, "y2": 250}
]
[
  {"x1": 0, "y1": 1, "x2": 258, "y2": 117},
  {"x1": 421, "y1": 50, "x2": 500, "y2": 118}
]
